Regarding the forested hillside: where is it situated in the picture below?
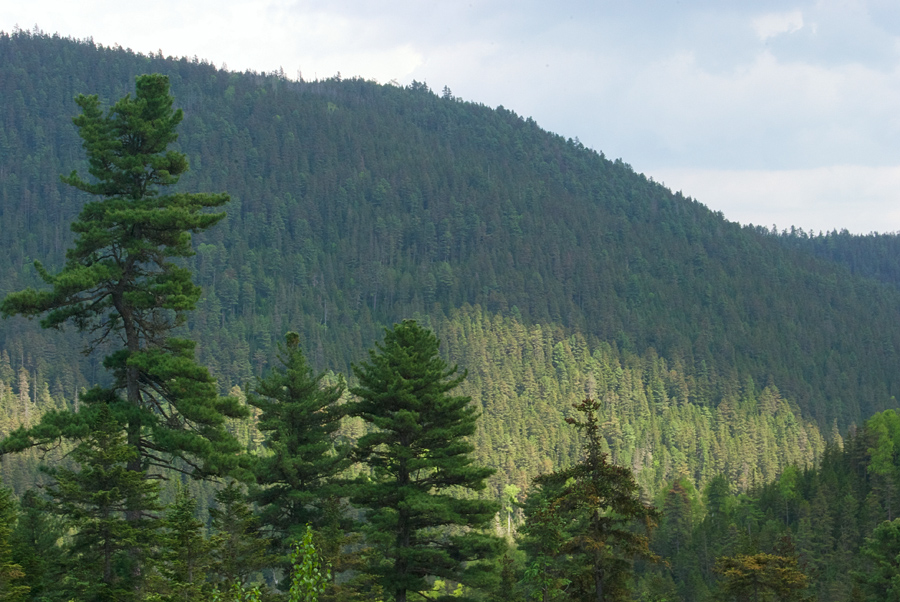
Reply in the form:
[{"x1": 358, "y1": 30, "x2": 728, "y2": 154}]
[
  {"x1": 636, "y1": 408, "x2": 900, "y2": 602},
  {"x1": 773, "y1": 227, "x2": 900, "y2": 289},
  {"x1": 1, "y1": 29, "x2": 900, "y2": 501}
]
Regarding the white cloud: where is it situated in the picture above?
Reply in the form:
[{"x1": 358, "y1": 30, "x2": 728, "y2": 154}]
[
  {"x1": 753, "y1": 10, "x2": 805, "y2": 40},
  {"x1": 652, "y1": 165, "x2": 900, "y2": 233}
]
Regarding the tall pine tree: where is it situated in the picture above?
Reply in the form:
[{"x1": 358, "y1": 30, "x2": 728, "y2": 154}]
[
  {"x1": 0, "y1": 73, "x2": 247, "y2": 590},
  {"x1": 0, "y1": 74, "x2": 247, "y2": 477}
]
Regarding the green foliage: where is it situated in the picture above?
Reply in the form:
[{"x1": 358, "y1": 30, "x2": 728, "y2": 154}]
[
  {"x1": 248, "y1": 333, "x2": 349, "y2": 551},
  {"x1": 44, "y1": 403, "x2": 161, "y2": 601},
  {"x1": 212, "y1": 582, "x2": 263, "y2": 602},
  {"x1": 522, "y1": 398, "x2": 658, "y2": 602},
  {"x1": 349, "y1": 320, "x2": 502, "y2": 602},
  {"x1": 289, "y1": 526, "x2": 330, "y2": 602},
  {"x1": 0, "y1": 481, "x2": 28, "y2": 602}
]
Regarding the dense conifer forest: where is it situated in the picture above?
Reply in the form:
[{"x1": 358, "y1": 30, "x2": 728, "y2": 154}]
[{"x1": 2, "y1": 29, "x2": 900, "y2": 600}]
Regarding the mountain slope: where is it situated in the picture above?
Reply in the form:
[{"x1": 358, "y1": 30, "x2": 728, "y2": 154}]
[{"x1": 0, "y1": 30, "x2": 898, "y2": 495}]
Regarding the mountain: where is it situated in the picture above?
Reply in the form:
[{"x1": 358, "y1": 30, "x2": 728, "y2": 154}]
[{"x1": 1, "y1": 29, "x2": 898, "y2": 497}]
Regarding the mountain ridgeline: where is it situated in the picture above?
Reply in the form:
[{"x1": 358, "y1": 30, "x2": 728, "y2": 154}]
[{"x1": 1, "y1": 30, "x2": 899, "y2": 497}]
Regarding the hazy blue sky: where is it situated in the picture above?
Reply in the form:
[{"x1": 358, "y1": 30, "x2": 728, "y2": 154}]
[{"x1": 5, "y1": 1, "x2": 900, "y2": 233}]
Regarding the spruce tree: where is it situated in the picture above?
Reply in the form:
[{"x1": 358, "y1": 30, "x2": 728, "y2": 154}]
[
  {"x1": 348, "y1": 320, "x2": 501, "y2": 602},
  {"x1": 0, "y1": 74, "x2": 247, "y2": 475}
]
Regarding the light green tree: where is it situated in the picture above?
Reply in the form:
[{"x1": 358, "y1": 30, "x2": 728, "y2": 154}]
[
  {"x1": 504, "y1": 484, "x2": 521, "y2": 536},
  {"x1": 289, "y1": 526, "x2": 330, "y2": 602}
]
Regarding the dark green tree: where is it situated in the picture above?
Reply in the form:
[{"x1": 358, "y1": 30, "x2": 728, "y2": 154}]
[
  {"x1": 10, "y1": 490, "x2": 66, "y2": 602},
  {"x1": 348, "y1": 320, "x2": 501, "y2": 602},
  {"x1": 209, "y1": 482, "x2": 272, "y2": 591},
  {"x1": 0, "y1": 73, "x2": 248, "y2": 482},
  {"x1": 154, "y1": 487, "x2": 213, "y2": 602},
  {"x1": 524, "y1": 398, "x2": 658, "y2": 602},
  {"x1": 44, "y1": 404, "x2": 161, "y2": 601},
  {"x1": 247, "y1": 333, "x2": 349, "y2": 585},
  {"x1": 0, "y1": 480, "x2": 28, "y2": 602},
  {"x1": 855, "y1": 518, "x2": 900, "y2": 601}
]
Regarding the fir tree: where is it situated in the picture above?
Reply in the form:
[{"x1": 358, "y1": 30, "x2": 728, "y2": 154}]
[
  {"x1": 247, "y1": 333, "x2": 349, "y2": 585},
  {"x1": 44, "y1": 404, "x2": 161, "y2": 601},
  {"x1": 348, "y1": 320, "x2": 502, "y2": 602}
]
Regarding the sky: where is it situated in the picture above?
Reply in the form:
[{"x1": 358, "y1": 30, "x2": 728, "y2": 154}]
[{"x1": 4, "y1": 1, "x2": 900, "y2": 234}]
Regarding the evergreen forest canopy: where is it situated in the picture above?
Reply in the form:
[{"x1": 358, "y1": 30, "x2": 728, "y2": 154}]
[{"x1": 2, "y1": 27, "x2": 900, "y2": 601}]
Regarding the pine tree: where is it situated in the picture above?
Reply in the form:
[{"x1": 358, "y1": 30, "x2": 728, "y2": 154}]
[
  {"x1": 0, "y1": 73, "x2": 248, "y2": 483},
  {"x1": 0, "y1": 73, "x2": 249, "y2": 587},
  {"x1": 348, "y1": 320, "x2": 501, "y2": 602}
]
